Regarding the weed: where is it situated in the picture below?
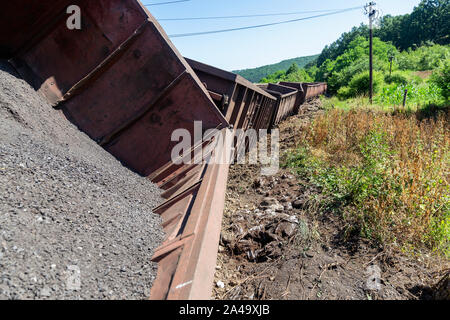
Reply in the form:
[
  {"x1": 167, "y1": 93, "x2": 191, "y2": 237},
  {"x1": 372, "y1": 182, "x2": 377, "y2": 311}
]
[{"x1": 284, "y1": 107, "x2": 449, "y2": 256}]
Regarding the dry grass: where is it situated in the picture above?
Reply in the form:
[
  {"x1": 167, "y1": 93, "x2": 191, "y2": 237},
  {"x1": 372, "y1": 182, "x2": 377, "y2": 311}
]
[
  {"x1": 286, "y1": 107, "x2": 449, "y2": 256},
  {"x1": 415, "y1": 70, "x2": 433, "y2": 79}
]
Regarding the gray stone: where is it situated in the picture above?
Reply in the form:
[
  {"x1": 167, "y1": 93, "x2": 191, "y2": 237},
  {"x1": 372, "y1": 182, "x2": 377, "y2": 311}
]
[{"x1": 0, "y1": 60, "x2": 164, "y2": 300}]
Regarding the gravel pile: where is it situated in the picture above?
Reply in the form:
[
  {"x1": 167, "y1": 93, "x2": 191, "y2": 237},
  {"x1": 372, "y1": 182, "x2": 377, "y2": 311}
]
[{"x1": 0, "y1": 61, "x2": 164, "y2": 299}]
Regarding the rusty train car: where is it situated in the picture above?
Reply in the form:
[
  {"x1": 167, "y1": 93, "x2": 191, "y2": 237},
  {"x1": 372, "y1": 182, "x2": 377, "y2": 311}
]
[
  {"x1": 186, "y1": 58, "x2": 277, "y2": 134},
  {"x1": 185, "y1": 58, "x2": 279, "y2": 154},
  {"x1": 256, "y1": 82, "x2": 327, "y2": 128},
  {"x1": 1, "y1": 0, "x2": 327, "y2": 300},
  {"x1": 279, "y1": 81, "x2": 328, "y2": 108},
  {"x1": 301, "y1": 82, "x2": 328, "y2": 101},
  {"x1": 257, "y1": 83, "x2": 298, "y2": 127},
  {"x1": 278, "y1": 81, "x2": 306, "y2": 112}
]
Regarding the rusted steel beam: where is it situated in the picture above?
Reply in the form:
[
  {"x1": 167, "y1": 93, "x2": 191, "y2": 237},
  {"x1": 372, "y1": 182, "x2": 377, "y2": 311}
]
[{"x1": 208, "y1": 90, "x2": 224, "y2": 102}]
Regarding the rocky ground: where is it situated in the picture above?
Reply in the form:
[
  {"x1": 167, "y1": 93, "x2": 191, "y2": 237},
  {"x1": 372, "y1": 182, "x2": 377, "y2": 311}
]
[
  {"x1": 0, "y1": 60, "x2": 164, "y2": 299},
  {"x1": 213, "y1": 99, "x2": 449, "y2": 300}
]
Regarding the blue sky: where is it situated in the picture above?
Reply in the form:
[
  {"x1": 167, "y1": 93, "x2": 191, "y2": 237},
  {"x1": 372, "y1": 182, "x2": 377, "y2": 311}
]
[{"x1": 144, "y1": 0, "x2": 422, "y2": 71}]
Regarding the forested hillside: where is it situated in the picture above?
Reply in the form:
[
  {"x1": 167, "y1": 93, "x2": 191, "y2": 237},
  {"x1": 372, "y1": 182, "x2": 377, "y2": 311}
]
[
  {"x1": 233, "y1": 54, "x2": 318, "y2": 83},
  {"x1": 315, "y1": 0, "x2": 449, "y2": 67}
]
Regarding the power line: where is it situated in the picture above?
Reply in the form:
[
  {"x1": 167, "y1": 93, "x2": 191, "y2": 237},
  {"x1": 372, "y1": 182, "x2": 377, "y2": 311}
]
[
  {"x1": 144, "y1": 0, "x2": 191, "y2": 6},
  {"x1": 158, "y1": 9, "x2": 345, "y2": 21},
  {"x1": 169, "y1": 7, "x2": 363, "y2": 38}
]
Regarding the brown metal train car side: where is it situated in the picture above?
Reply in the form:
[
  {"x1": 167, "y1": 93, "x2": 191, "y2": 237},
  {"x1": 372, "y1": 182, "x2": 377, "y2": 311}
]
[
  {"x1": 185, "y1": 58, "x2": 277, "y2": 131},
  {"x1": 278, "y1": 81, "x2": 307, "y2": 113},
  {"x1": 257, "y1": 83, "x2": 298, "y2": 127},
  {"x1": 301, "y1": 82, "x2": 328, "y2": 100},
  {"x1": 186, "y1": 58, "x2": 278, "y2": 153}
]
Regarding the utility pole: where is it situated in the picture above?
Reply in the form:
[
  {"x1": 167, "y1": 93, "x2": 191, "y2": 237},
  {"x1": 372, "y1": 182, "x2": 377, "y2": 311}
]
[{"x1": 365, "y1": 2, "x2": 377, "y2": 104}]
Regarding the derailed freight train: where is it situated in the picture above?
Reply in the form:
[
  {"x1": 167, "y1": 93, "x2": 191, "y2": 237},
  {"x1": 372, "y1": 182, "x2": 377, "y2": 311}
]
[{"x1": 0, "y1": 0, "x2": 326, "y2": 300}]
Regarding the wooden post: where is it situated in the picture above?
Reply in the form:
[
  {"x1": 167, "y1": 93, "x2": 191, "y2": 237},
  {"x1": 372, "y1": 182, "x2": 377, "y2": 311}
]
[
  {"x1": 403, "y1": 89, "x2": 408, "y2": 107},
  {"x1": 369, "y1": 27, "x2": 373, "y2": 104},
  {"x1": 389, "y1": 56, "x2": 393, "y2": 76}
]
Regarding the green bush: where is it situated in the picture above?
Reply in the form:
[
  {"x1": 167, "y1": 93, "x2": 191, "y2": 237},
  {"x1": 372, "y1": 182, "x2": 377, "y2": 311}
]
[
  {"x1": 385, "y1": 72, "x2": 408, "y2": 85},
  {"x1": 337, "y1": 86, "x2": 354, "y2": 100},
  {"x1": 348, "y1": 71, "x2": 384, "y2": 97},
  {"x1": 431, "y1": 61, "x2": 450, "y2": 100},
  {"x1": 324, "y1": 37, "x2": 397, "y2": 93}
]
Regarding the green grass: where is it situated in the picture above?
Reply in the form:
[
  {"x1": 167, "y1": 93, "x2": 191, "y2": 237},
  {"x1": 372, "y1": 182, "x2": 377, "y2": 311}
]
[
  {"x1": 322, "y1": 69, "x2": 447, "y2": 113},
  {"x1": 375, "y1": 82, "x2": 444, "y2": 107}
]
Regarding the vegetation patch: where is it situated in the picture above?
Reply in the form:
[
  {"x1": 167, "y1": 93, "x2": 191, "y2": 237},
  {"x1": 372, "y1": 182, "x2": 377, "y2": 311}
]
[{"x1": 284, "y1": 107, "x2": 449, "y2": 256}]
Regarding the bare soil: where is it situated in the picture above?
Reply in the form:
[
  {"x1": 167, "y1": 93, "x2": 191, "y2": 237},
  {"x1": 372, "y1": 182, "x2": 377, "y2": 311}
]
[
  {"x1": 414, "y1": 70, "x2": 433, "y2": 79},
  {"x1": 213, "y1": 99, "x2": 449, "y2": 300}
]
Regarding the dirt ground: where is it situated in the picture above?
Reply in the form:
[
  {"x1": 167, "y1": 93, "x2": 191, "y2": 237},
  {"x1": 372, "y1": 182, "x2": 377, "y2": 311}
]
[{"x1": 213, "y1": 99, "x2": 449, "y2": 300}]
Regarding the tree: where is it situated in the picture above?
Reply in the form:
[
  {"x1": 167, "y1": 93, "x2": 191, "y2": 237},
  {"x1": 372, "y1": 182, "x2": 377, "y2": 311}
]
[
  {"x1": 323, "y1": 36, "x2": 398, "y2": 93},
  {"x1": 286, "y1": 63, "x2": 300, "y2": 75},
  {"x1": 431, "y1": 60, "x2": 450, "y2": 100},
  {"x1": 317, "y1": 25, "x2": 369, "y2": 66},
  {"x1": 408, "y1": 0, "x2": 450, "y2": 47}
]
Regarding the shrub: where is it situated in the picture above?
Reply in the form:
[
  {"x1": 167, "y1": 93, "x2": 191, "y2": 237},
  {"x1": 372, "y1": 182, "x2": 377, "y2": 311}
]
[
  {"x1": 397, "y1": 44, "x2": 450, "y2": 71},
  {"x1": 348, "y1": 71, "x2": 384, "y2": 97},
  {"x1": 323, "y1": 37, "x2": 397, "y2": 94},
  {"x1": 337, "y1": 86, "x2": 354, "y2": 100},
  {"x1": 261, "y1": 67, "x2": 313, "y2": 84},
  {"x1": 385, "y1": 72, "x2": 408, "y2": 85},
  {"x1": 431, "y1": 61, "x2": 450, "y2": 101}
]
